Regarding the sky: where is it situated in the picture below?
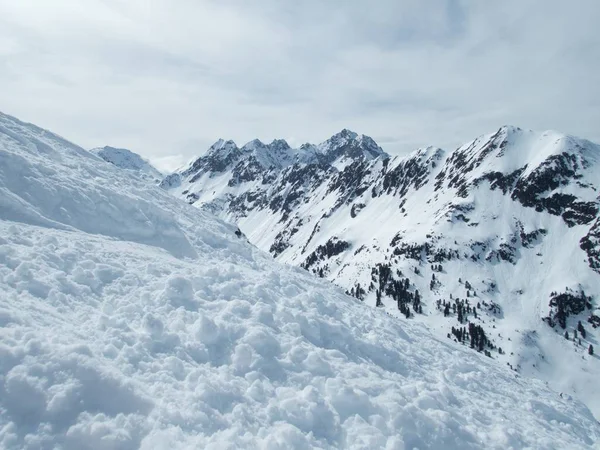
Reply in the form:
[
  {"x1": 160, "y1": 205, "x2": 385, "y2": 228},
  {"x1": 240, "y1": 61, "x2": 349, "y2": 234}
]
[{"x1": 0, "y1": 0, "x2": 599, "y2": 172}]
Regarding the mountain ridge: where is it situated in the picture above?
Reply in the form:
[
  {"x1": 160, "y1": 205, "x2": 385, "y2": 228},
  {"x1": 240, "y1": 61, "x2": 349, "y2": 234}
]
[{"x1": 161, "y1": 124, "x2": 600, "y2": 419}]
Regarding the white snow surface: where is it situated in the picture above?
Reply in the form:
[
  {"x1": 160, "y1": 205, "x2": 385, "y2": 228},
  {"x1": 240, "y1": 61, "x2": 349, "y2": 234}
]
[
  {"x1": 91, "y1": 146, "x2": 164, "y2": 181},
  {"x1": 1, "y1": 112, "x2": 600, "y2": 449}
]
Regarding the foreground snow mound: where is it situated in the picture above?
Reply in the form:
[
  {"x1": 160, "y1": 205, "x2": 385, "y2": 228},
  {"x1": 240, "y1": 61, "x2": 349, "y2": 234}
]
[
  {"x1": 2, "y1": 225, "x2": 599, "y2": 450},
  {"x1": 0, "y1": 113, "x2": 599, "y2": 449}
]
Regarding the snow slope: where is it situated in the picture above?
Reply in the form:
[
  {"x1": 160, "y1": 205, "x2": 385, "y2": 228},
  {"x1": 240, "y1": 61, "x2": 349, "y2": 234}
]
[
  {"x1": 91, "y1": 146, "x2": 164, "y2": 182},
  {"x1": 1, "y1": 113, "x2": 600, "y2": 448},
  {"x1": 163, "y1": 125, "x2": 600, "y2": 420}
]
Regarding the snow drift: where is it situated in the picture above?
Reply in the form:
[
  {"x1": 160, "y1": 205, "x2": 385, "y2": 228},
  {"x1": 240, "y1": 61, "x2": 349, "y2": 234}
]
[{"x1": 0, "y1": 111, "x2": 599, "y2": 449}]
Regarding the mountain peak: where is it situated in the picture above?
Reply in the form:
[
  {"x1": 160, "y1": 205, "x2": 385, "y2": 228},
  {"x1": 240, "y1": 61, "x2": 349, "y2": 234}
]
[
  {"x1": 242, "y1": 138, "x2": 267, "y2": 151},
  {"x1": 498, "y1": 124, "x2": 523, "y2": 133},
  {"x1": 269, "y1": 139, "x2": 291, "y2": 151},
  {"x1": 244, "y1": 138, "x2": 297, "y2": 169},
  {"x1": 335, "y1": 128, "x2": 359, "y2": 139},
  {"x1": 90, "y1": 145, "x2": 163, "y2": 179},
  {"x1": 317, "y1": 129, "x2": 387, "y2": 162},
  {"x1": 208, "y1": 139, "x2": 238, "y2": 154}
]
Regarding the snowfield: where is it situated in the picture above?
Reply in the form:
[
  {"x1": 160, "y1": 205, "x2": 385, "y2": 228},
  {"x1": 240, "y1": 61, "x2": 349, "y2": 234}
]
[{"x1": 1, "y1": 111, "x2": 600, "y2": 449}]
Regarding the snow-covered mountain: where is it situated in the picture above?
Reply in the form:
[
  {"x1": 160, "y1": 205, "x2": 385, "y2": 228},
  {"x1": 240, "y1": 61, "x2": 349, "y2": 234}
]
[
  {"x1": 91, "y1": 145, "x2": 164, "y2": 181},
  {"x1": 2, "y1": 113, "x2": 599, "y2": 448},
  {"x1": 163, "y1": 125, "x2": 600, "y2": 419}
]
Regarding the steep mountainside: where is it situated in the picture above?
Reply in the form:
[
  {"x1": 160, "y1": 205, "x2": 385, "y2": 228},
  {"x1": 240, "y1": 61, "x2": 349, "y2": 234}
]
[
  {"x1": 91, "y1": 145, "x2": 164, "y2": 182},
  {"x1": 3, "y1": 112, "x2": 599, "y2": 448},
  {"x1": 163, "y1": 125, "x2": 600, "y2": 418}
]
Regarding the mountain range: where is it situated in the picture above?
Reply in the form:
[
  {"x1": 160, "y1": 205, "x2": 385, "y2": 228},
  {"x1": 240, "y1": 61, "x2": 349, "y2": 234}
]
[{"x1": 159, "y1": 124, "x2": 600, "y2": 418}]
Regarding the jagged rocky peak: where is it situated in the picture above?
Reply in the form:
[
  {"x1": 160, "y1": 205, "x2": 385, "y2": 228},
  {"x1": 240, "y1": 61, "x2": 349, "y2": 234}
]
[
  {"x1": 238, "y1": 138, "x2": 296, "y2": 169},
  {"x1": 207, "y1": 138, "x2": 239, "y2": 156},
  {"x1": 319, "y1": 128, "x2": 359, "y2": 150},
  {"x1": 333, "y1": 128, "x2": 359, "y2": 140},
  {"x1": 181, "y1": 139, "x2": 241, "y2": 177},
  {"x1": 241, "y1": 138, "x2": 267, "y2": 152},
  {"x1": 241, "y1": 138, "x2": 292, "y2": 155},
  {"x1": 317, "y1": 128, "x2": 387, "y2": 163},
  {"x1": 270, "y1": 138, "x2": 290, "y2": 149}
]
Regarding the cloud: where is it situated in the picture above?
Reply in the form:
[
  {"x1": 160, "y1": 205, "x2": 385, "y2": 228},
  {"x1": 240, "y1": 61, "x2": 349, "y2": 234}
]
[{"x1": 0, "y1": 0, "x2": 598, "y2": 169}]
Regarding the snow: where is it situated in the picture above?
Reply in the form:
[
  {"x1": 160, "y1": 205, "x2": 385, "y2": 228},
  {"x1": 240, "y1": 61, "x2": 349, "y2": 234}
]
[
  {"x1": 2, "y1": 221, "x2": 599, "y2": 449},
  {"x1": 164, "y1": 122, "x2": 600, "y2": 423},
  {"x1": 0, "y1": 125, "x2": 197, "y2": 259},
  {"x1": 1, "y1": 112, "x2": 600, "y2": 448},
  {"x1": 91, "y1": 146, "x2": 164, "y2": 181},
  {"x1": 298, "y1": 131, "x2": 600, "y2": 417}
]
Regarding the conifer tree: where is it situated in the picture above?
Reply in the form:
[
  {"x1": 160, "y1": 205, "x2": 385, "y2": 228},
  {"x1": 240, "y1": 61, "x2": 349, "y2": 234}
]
[{"x1": 578, "y1": 321, "x2": 586, "y2": 339}]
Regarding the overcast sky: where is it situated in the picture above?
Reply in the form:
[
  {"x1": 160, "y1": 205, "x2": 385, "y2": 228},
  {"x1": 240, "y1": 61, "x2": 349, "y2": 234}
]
[{"x1": 1, "y1": 0, "x2": 599, "y2": 171}]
